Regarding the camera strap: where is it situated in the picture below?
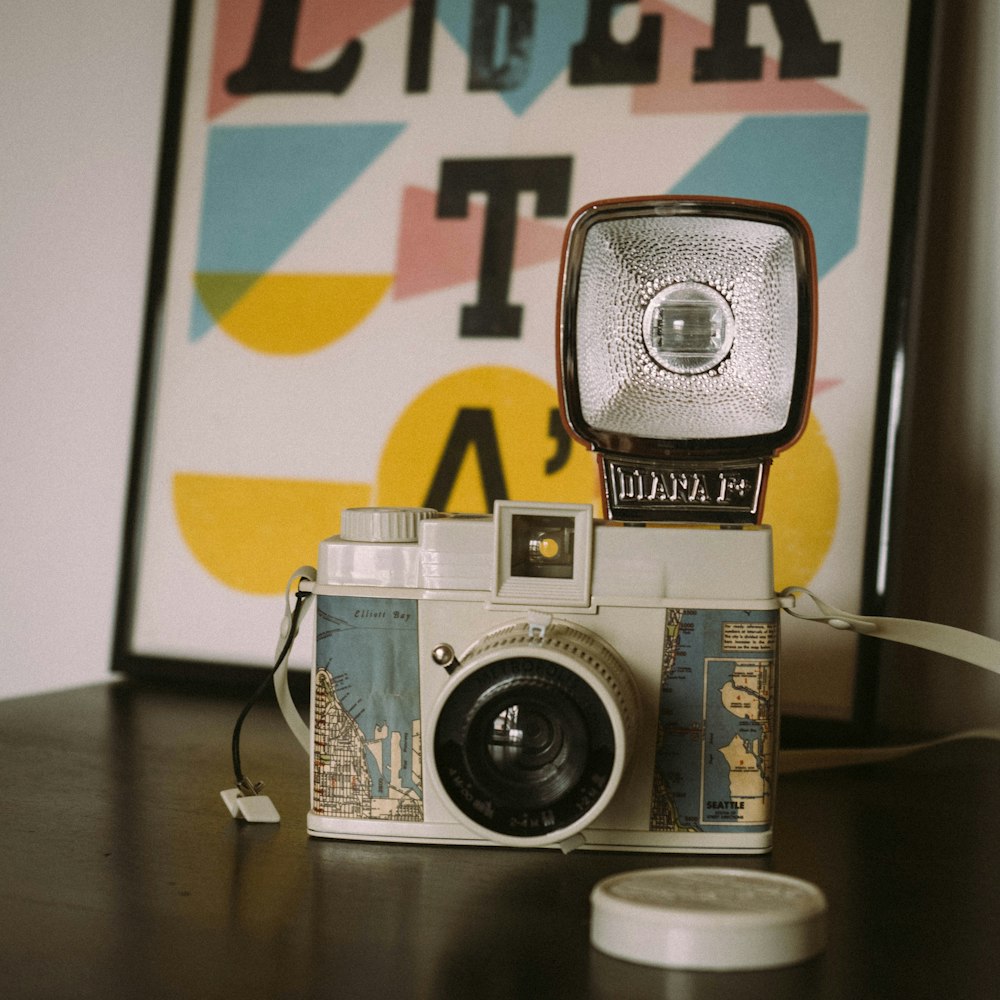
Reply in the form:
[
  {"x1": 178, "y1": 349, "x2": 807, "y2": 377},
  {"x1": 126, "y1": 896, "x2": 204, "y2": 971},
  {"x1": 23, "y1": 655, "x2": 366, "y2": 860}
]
[
  {"x1": 777, "y1": 586, "x2": 1000, "y2": 774},
  {"x1": 272, "y1": 566, "x2": 316, "y2": 754},
  {"x1": 220, "y1": 566, "x2": 316, "y2": 824},
  {"x1": 778, "y1": 586, "x2": 1000, "y2": 675}
]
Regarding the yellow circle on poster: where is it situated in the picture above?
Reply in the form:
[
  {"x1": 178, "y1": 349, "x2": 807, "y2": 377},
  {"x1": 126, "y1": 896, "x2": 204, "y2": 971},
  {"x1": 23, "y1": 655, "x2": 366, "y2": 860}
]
[
  {"x1": 376, "y1": 365, "x2": 601, "y2": 512},
  {"x1": 766, "y1": 414, "x2": 839, "y2": 591}
]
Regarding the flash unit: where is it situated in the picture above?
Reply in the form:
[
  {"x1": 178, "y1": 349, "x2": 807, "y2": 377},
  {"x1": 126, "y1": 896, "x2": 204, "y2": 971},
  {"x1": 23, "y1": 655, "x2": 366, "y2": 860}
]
[{"x1": 558, "y1": 196, "x2": 816, "y2": 524}]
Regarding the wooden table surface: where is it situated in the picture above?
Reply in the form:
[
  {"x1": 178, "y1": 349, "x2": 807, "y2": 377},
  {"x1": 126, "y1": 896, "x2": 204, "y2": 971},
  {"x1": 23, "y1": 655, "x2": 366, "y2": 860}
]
[{"x1": 2, "y1": 680, "x2": 997, "y2": 999}]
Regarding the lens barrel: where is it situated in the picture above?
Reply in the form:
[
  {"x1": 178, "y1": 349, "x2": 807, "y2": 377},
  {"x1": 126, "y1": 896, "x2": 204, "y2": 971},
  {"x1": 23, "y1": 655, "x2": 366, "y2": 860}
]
[{"x1": 429, "y1": 620, "x2": 638, "y2": 846}]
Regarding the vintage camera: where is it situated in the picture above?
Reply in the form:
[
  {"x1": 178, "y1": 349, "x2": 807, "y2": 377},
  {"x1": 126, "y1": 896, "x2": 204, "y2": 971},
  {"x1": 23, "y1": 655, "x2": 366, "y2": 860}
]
[{"x1": 308, "y1": 197, "x2": 816, "y2": 853}]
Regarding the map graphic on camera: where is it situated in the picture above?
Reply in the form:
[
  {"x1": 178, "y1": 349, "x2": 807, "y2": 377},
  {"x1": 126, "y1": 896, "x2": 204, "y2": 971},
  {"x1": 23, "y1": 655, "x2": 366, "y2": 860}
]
[
  {"x1": 313, "y1": 596, "x2": 423, "y2": 822},
  {"x1": 651, "y1": 608, "x2": 776, "y2": 832}
]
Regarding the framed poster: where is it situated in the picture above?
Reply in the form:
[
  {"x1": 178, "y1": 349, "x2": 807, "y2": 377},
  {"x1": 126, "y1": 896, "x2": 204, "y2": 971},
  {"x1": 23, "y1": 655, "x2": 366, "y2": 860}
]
[{"x1": 115, "y1": 0, "x2": 936, "y2": 739}]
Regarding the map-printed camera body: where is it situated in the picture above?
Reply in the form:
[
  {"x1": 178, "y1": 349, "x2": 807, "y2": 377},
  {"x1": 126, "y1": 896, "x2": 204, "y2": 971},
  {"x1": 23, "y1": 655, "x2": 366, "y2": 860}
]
[
  {"x1": 308, "y1": 195, "x2": 816, "y2": 854},
  {"x1": 307, "y1": 501, "x2": 779, "y2": 853}
]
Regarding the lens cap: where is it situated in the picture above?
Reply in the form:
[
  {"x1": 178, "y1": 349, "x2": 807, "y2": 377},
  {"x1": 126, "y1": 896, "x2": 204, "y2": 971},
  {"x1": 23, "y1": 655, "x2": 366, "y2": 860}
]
[{"x1": 590, "y1": 867, "x2": 827, "y2": 971}]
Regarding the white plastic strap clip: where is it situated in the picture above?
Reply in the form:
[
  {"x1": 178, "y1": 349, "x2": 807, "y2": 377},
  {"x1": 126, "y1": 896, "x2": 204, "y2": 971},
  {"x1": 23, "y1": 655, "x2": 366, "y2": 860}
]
[
  {"x1": 526, "y1": 612, "x2": 554, "y2": 639},
  {"x1": 220, "y1": 787, "x2": 281, "y2": 824}
]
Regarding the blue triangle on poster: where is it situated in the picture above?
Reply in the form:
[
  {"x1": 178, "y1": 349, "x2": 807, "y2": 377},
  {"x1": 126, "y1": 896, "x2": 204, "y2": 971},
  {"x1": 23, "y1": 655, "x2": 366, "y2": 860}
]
[
  {"x1": 669, "y1": 114, "x2": 869, "y2": 279},
  {"x1": 189, "y1": 122, "x2": 405, "y2": 341},
  {"x1": 437, "y1": 0, "x2": 586, "y2": 116}
]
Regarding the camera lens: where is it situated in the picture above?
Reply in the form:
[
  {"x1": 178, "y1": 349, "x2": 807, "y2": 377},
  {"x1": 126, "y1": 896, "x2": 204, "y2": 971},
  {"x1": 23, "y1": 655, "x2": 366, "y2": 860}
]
[
  {"x1": 488, "y1": 702, "x2": 565, "y2": 777},
  {"x1": 434, "y1": 658, "x2": 613, "y2": 835},
  {"x1": 487, "y1": 701, "x2": 569, "y2": 778},
  {"x1": 429, "y1": 620, "x2": 638, "y2": 846}
]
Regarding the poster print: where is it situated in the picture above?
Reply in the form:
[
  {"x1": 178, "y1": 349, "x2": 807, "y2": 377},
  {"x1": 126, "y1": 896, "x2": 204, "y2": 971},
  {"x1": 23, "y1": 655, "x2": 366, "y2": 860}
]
[{"x1": 117, "y1": 0, "x2": 933, "y2": 724}]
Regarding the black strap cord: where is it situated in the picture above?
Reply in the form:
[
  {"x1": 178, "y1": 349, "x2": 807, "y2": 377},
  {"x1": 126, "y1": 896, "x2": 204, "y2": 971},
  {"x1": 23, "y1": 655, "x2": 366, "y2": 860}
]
[{"x1": 231, "y1": 586, "x2": 310, "y2": 795}]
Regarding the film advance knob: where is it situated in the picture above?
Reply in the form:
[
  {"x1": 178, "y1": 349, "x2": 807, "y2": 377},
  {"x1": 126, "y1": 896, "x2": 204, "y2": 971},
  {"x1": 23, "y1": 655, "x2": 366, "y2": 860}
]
[{"x1": 339, "y1": 507, "x2": 436, "y2": 543}]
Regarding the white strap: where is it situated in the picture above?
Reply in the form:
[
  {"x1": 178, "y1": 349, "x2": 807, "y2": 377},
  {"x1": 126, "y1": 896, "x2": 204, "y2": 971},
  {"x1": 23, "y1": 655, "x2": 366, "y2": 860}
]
[
  {"x1": 272, "y1": 566, "x2": 316, "y2": 753},
  {"x1": 777, "y1": 587, "x2": 1000, "y2": 774},
  {"x1": 779, "y1": 587, "x2": 1000, "y2": 675}
]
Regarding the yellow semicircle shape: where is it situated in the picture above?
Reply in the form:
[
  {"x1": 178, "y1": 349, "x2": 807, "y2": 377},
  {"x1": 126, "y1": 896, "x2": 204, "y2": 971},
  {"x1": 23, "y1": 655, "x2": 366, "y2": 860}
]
[
  {"x1": 217, "y1": 274, "x2": 394, "y2": 355},
  {"x1": 174, "y1": 473, "x2": 371, "y2": 595}
]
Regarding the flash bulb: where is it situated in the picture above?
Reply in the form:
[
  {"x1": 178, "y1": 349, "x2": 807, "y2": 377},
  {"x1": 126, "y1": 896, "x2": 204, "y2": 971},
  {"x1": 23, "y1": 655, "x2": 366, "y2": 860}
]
[{"x1": 643, "y1": 281, "x2": 735, "y2": 375}]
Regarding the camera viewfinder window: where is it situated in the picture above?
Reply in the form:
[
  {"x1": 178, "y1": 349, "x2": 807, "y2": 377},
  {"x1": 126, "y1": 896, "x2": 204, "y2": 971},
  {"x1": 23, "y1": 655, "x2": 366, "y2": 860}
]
[{"x1": 510, "y1": 515, "x2": 575, "y2": 579}]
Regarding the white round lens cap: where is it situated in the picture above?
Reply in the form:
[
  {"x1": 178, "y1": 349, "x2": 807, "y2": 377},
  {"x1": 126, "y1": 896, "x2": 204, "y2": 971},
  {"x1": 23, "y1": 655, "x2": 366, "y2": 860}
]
[{"x1": 591, "y1": 868, "x2": 827, "y2": 971}]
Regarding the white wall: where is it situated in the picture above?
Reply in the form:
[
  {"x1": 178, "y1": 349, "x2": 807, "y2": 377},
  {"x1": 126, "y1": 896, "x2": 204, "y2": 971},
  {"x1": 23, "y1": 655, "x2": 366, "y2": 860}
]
[
  {"x1": 2, "y1": 3, "x2": 997, "y2": 730},
  {"x1": 1, "y1": 3, "x2": 171, "y2": 699}
]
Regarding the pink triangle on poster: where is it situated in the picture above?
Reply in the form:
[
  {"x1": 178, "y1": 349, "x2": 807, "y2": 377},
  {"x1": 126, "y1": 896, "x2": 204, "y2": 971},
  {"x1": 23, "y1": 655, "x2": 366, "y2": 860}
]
[
  {"x1": 394, "y1": 186, "x2": 567, "y2": 300},
  {"x1": 813, "y1": 378, "x2": 843, "y2": 397},
  {"x1": 633, "y1": 2, "x2": 863, "y2": 115}
]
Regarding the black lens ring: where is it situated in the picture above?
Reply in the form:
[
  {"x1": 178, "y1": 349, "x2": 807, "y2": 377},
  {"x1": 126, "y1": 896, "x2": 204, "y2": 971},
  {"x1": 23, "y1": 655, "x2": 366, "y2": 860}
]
[{"x1": 433, "y1": 655, "x2": 617, "y2": 839}]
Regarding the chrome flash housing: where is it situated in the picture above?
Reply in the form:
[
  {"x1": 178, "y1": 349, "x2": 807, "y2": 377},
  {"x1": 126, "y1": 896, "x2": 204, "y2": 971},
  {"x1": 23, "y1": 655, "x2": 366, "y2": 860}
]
[{"x1": 558, "y1": 196, "x2": 816, "y2": 524}]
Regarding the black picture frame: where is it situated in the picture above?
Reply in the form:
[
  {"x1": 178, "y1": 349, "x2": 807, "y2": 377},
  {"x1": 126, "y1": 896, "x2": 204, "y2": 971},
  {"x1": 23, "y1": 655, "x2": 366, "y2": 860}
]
[{"x1": 114, "y1": 0, "x2": 940, "y2": 744}]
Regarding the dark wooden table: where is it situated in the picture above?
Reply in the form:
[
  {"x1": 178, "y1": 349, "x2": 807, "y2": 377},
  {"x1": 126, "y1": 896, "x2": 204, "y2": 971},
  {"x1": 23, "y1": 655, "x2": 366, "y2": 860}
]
[{"x1": 2, "y1": 680, "x2": 997, "y2": 999}]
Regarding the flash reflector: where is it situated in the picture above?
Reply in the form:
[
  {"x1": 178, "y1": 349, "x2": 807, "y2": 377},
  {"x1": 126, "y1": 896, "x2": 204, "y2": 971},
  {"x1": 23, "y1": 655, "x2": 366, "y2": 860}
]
[{"x1": 558, "y1": 196, "x2": 816, "y2": 524}]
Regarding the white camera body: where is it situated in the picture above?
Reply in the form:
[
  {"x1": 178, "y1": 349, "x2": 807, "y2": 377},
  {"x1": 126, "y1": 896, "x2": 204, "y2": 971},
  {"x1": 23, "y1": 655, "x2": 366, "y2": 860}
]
[{"x1": 307, "y1": 501, "x2": 780, "y2": 854}]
